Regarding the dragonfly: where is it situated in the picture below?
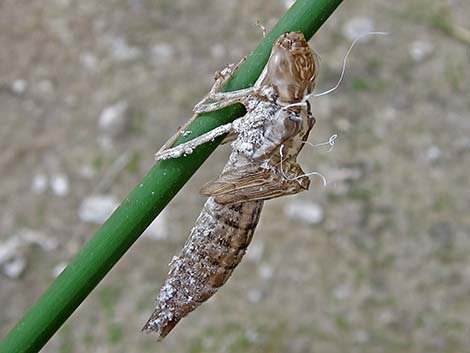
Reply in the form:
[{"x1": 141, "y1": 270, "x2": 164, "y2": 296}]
[{"x1": 143, "y1": 31, "x2": 319, "y2": 339}]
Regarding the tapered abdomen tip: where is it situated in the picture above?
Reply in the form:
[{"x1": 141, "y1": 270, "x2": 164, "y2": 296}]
[{"x1": 142, "y1": 313, "x2": 179, "y2": 340}]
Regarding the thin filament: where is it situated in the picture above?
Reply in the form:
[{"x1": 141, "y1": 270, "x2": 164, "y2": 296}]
[
  {"x1": 303, "y1": 133, "x2": 338, "y2": 152},
  {"x1": 279, "y1": 145, "x2": 327, "y2": 186},
  {"x1": 279, "y1": 31, "x2": 390, "y2": 112},
  {"x1": 312, "y1": 31, "x2": 389, "y2": 97}
]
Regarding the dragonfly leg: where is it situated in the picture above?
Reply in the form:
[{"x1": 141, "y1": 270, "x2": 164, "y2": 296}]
[{"x1": 155, "y1": 123, "x2": 233, "y2": 161}]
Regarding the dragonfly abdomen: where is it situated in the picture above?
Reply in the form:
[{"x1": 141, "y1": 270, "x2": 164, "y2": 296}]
[{"x1": 143, "y1": 197, "x2": 263, "y2": 339}]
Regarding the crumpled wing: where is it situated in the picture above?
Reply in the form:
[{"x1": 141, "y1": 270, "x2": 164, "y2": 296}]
[
  {"x1": 200, "y1": 164, "x2": 308, "y2": 205},
  {"x1": 200, "y1": 164, "x2": 272, "y2": 196}
]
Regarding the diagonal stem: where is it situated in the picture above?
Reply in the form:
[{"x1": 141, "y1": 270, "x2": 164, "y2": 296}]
[{"x1": 0, "y1": 1, "x2": 344, "y2": 352}]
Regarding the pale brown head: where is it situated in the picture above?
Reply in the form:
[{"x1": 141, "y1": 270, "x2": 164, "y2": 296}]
[{"x1": 263, "y1": 32, "x2": 318, "y2": 103}]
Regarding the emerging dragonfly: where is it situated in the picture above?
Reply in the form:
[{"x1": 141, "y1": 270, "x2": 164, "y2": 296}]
[{"x1": 143, "y1": 32, "x2": 319, "y2": 339}]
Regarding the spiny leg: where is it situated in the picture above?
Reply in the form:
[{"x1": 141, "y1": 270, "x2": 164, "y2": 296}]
[
  {"x1": 256, "y1": 20, "x2": 267, "y2": 38},
  {"x1": 193, "y1": 57, "x2": 256, "y2": 114},
  {"x1": 156, "y1": 58, "x2": 249, "y2": 158},
  {"x1": 155, "y1": 123, "x2": 233, "y2": 162},
  {"x1": 207, "y1": 58, "x2": 247, "y2": 97},
  {"x1": 193, "y1": 87, "x2": 255, "y2": 114},
  {"x1": 155, "y1": 113, "x2": 199, "y2": 157},
  {"x1": 156, "y1": 54, "x2": 275, "y2": 160}
]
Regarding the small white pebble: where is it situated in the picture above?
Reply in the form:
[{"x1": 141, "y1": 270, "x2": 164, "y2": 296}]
[
  {"x1": 108, "y1": 36, "x2": 141, "y2": 61},
  {"x1": 2, "y1": 256, "x2": 27, "y2": 279},
  {"x1": 0, "y1": 238, "x2": 20, "y2": 265},
  {"x1": 31, "y1": 174, "x2": 48, "y2": 194},
  {"x1": 409, "y1": 40, "x2": 434, "y2": 62},
  {"x1": 151, "y1": 43, "x2": 175, "y2": 63},
  {"x1": 284, "y1": 201, "x2": 324, "y2": 225},
  {"x1": 49, "y1": 174, "x2": 69, "y2": 197},
  {"x1": 79, "y1": 194, "x2": 119, "y2": 224},
  {"x1": 11, "y1": 79, "x2": 27, "y2": 94},
  {"x1": 80, "y1": 52, "x2": 99, "y2": 71},
  {"x1": 425, "y1": 145, "x2": 442, "y2": 162},
  {"x1": 98, "y1": 101, "x2": 129, "y2": 137},
  {"x1": 18, "y1": 228, "x2": 58, "y2": 251},
  {"x1": 258, "y1": 264, "x2": 273, "y2": 280}
]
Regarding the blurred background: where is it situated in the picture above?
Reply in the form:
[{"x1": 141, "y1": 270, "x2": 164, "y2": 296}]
[{"x1": 1, "y1": 0, "x2": 469, "y2": 352}]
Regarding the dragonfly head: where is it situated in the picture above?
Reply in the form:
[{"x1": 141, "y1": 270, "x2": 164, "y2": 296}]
[{"x1": 265, "y1": 32, "x2": 318, "y2": 103}]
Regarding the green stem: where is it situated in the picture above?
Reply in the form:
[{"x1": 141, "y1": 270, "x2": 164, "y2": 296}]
[{"x1": 0, "y1": 1, "x2": 343, "y2": 352}]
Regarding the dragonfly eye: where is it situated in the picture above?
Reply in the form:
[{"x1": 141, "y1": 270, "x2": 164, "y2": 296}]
[{"x1": 267, "y1": 32, "x2": 318, "y2": 103}]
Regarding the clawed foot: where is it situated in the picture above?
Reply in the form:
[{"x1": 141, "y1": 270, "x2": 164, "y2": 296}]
[
  {"x1": 193, "y1": 57, "x2": 255, "y2": 115},
  {"x1": 214, "y1": 56, "x2": 246, "y2": 82}
]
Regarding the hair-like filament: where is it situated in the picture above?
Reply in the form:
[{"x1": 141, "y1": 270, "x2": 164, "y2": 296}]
[
  {"x1": 279, "y1": 144, "x2": 328, "y2": 186},
  {"x1": 281, "y1": 31, "x2": 389, "y2": 111}
]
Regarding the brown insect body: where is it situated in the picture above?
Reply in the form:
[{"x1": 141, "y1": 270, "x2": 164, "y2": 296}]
[
  {"x1": 144, "y1": 32, "x2": 318, "y2": 339},
  {"x1": 143, "y1": 198, "x2": 263, "y2": 338}
]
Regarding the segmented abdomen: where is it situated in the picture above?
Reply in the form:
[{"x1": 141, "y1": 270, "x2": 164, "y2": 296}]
[{"x1": 142, "y1": 197, "x2": 263, "y2": 339}]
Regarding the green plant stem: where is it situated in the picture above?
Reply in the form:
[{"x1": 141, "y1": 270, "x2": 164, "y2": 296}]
[{"x1": 0, "y1": 1, "x2": 343, "y2": 352}]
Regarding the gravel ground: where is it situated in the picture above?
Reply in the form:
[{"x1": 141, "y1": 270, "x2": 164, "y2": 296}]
[{"x1": 1, "y1": 0, "x2": 469, "y2": 352}]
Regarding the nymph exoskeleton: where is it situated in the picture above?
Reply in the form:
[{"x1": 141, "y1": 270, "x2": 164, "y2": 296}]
[{"x1": 143, "y1": 32, "x2": 318, "y2": 339}]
